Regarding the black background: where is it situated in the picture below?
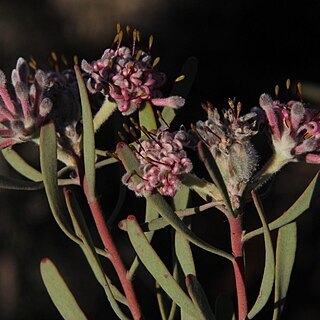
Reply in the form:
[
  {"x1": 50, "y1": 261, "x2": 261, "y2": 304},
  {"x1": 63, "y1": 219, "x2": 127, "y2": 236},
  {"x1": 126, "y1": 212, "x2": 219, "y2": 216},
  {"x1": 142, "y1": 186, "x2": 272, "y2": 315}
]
[{"x1": 1, "y1": 1, "x2": 320, "y2": 319}]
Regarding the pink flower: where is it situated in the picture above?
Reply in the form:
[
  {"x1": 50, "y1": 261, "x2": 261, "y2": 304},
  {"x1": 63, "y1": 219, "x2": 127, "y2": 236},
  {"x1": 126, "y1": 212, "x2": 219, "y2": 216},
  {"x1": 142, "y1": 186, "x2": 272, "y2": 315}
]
[
  {"x1": 259, "y1": 93, "x2": 320, "y2": 164},
  {"x1": 0, "y1": 58, "x2": 52, "y2": 149},
  {"x1": 81, "y1": 40, "x2": 184, "y2": 115},
  {"x1": 122, "y1": 129, "x2": 192, "y2": 197}
]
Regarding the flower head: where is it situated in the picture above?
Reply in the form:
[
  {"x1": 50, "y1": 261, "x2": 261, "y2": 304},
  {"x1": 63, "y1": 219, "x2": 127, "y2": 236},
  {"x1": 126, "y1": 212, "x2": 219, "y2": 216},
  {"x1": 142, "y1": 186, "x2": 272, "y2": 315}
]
[
  {"x1": 122, "y1": 129, "x2": 193, "y2": 197},
  {"x1": 0, "y1": 58, "x2": 52, "y2": 149},
  {"x1": 194, "y1": 100, "x2": 259, "y2": 208},
  {"x1": 259, "y1": 93, "x2": 320, "y2": 164},
  {"x1": 81, "y1": 28, "x2": 184, "y2": 115}
]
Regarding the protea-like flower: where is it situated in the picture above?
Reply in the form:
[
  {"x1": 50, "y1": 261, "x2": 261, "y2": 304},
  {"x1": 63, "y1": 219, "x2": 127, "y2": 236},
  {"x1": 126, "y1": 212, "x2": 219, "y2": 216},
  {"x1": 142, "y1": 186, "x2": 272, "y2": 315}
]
[
  {"x1": 0, "y1": 58, "x2": 52, "y2": 149},
  {"x1": 259, "y1": 93, "x2": 320, "y2": 164},
  {"x1": 122, "y1": 129, "x2": 193, "y2": 197},
  {"x1": 81, "y1": 31, "x2": 185, "y2": 115},
  {"x1": 195, "y1": 101, "x2": 259, "y2": 208}
]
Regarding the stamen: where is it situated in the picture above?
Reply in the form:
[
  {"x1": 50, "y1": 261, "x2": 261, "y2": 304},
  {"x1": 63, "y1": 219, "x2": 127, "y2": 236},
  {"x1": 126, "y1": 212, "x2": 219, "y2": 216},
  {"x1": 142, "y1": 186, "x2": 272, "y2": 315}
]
[
  {"x1": 152, "y1": 57, "x2": 160, "y2": 68},
  {"x1": 73, "y1": 55, "x2": 79, "y2": 66},
  {"x1": 286, "y1": 78, "x2": 291, "y2": 90},
  {"x1": 275, "y1": 84, "x2": 280, "y2": 98},
  {"x1": 116, "y1": 23, "x2": 121, "y2": 34},
  {"x1": 149, "y1": 35, "x2": 154, "y2": 51},
  {"x1": 175, "y1": 75, "x2": 185, "y2": 82}
]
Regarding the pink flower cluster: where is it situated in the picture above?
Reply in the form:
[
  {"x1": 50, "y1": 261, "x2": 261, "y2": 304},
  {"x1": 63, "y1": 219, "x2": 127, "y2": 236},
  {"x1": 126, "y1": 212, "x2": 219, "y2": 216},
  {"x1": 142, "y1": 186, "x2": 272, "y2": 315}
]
[
  {"x1": 259, "y1": 93, "x2": 320, "y2": 163},
  {"x1": 81, "y1": 46, "x2": 184, "y2": 115},
  {"x1": 0, "y1": 58, "x2": 52, "y2": 149},
  {"x1": 122, "y1": 130, "x2": 192, "y2": 197}
]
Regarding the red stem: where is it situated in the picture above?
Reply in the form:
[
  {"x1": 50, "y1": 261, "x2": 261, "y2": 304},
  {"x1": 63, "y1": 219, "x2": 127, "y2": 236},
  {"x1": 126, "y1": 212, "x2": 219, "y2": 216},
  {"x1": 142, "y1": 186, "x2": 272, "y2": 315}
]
[
  {"x1": 83, "y1": 180, "x2": 142, "y2": 320},
  {"x1": 228, "y1": 214, "x2": 248, "y2": 320}
]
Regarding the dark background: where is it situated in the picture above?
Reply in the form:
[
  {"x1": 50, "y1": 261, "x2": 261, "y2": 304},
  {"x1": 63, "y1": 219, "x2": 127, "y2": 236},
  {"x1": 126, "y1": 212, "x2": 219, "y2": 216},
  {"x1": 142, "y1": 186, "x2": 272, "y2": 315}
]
[{"x1": 1, "y1": 0, "x2": 320, "y2": 319}]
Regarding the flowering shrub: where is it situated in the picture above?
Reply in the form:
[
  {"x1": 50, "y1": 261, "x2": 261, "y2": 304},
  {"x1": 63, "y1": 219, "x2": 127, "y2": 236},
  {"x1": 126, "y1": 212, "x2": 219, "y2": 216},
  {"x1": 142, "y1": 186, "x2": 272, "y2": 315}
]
[{"x1": 1, "y1": 25, "x2": 320, "y2": 320}]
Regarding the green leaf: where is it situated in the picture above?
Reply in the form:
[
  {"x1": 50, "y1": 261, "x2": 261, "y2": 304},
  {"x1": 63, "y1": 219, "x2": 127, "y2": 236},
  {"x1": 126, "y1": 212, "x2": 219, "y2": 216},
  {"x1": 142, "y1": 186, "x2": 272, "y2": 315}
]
[
  {"x1": 40, "y1": 122, "x2": 79, "y2": 244},
  {"x1": 129, "y1": 197, "x2": 159, "y2": 276},
  {"x1": 248, "y1": 192, "x2": 275, "y2": 319},
  {"x1": 0, "y1": 174, "x2": 43, "y2": 190},
  {"x1": 2, "y1": 148, "x2": 43, "y2": 181},
  {"x1": 93, "y1": 98, "x2": 117, "y2": 132},
  {"x1": 272, "y1": 222, "x2": 297, "y2": 320},
  {"x1": 173, "y1": 185, "x2": 196, "y2": 277},
  {"x1": 40, "y1": 258, "x2": 88, "y2": 320},
  {"x1": 139, "y1": 101, "x2": 157, "y2": 132},
  {"x1": 243, "y1": 171, "x2": 320, "y2": 242},
  {"x1": 117, "y1": 142, "x2": 233, "y2": 262},
  {"x1": 75, "y1": 65, "x2": 96, "y2": 201},
  {"x1": 197, "y1": 142, "x2": 234, "y2": 217},
  {"x1": 185, "y1": 275, "x2": 216, "y2": 320},
  {"x1": 156, "y1": 282, "x2": 171, "y2": 320},
  {"x1": 126, "y1": 215, "x2": 199, "y2": 319},
  {"x1": 65, "y1": 190, "x2": 129, "y2": 319},
  {"x1": 162, "y1": 57, "x2": 198, "y2": 125},
  {"x1": 214, "y1": 293, "x2": 235, "y2": 320}
]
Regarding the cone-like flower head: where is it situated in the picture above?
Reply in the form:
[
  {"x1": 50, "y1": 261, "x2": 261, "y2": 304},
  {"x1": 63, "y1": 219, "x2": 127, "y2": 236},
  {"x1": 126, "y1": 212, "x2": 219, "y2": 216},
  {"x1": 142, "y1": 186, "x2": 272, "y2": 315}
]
[
  {"x1": 195, "y1": 101, "x2": 258, "y2": 208},
  {"x1": 122, "y1": 129, "x2": 192, "y2": 197},
  {"x1": 0, "y1": 58, "x2": 52, "y2": 149},
  {"x1": 81, "y1": 29, "x2": 184, "y2": 115},
  {"x1": 259, "y1": 93, "x2": 320, "y2": 164}
]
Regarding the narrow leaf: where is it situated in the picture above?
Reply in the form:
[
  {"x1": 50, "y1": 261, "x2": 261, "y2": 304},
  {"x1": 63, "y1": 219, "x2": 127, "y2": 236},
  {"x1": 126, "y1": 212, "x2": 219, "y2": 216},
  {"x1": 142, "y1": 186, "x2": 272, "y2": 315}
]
[
  {"x1": 65, "y1": 190, "x2": 129, "y2": 319},
  {"x1": 129, "y1": 198, "x2": 159, "y2": 276},
  {"x1": 93, "y1": 97, "x2": 117, "y2": 132},
  {"x1": 162, "y1": 57, "x2": 198, "y2": 125},
  {"x1": 0, "y1": 174, "x2": 43, "y2": 190},
  {"x1": 139, "y1": 101, "x2": 157, "y2": 132},
  {"x1": 40, "y1": 258, "x2": 87, "y2": 320},
  {"x1": 272, "y1": 222, "x2": 297, "y2": 320},
  {"x1": 117, "y1": 142, "x2": 233, "y2": 262},
  {"x1": 248, "y1": 192, "x2": 275, "y2": 319},
  {"x1": 243, "y1": 171, "x2": 320, "y2": 242},
  {"x1": 75, "y1": 65, "x2": 95, "y2": 201},
  {"x1": 126, "y1": 215, "x2": 199, "y2": 319},
  {"x1": 40, "y1": 122, "x2": 79, "y2": 244},
  {"x1": 185, "y1": 275, "x2": 216, "y2": 320},
  {"x1": 2, "y1": 148, "x2": 43, "y2": 181},
  {"x1": 174, "y1": 185, "x2": 196, "y2": 277},
  {"x1": 198, "y1": 142, "x2": 234, "y2": 216}
]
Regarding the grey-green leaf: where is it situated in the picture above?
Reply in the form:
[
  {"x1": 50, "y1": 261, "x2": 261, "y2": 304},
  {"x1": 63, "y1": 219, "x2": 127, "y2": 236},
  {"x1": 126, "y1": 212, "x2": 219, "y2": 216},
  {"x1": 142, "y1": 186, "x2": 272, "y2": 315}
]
[
  {"x1": 248, "y1": 192, "x2": 275, "y2": 319},
  {"x1": 243, "y1": 171, "x2": 320, "y2": 242},
  {"x1": 0, "y1": 174, "x2": 43, "y2": 190},
  {"x1": 126, "y1": 215, "x2": 199, "y2": 319},
  {"x1": 40, "y1": 122, "x2": 79, "y2": 244},
  {"x1": 2, "y1": 148, "x2": 43, "y2": 181},
  {"x1": 65, "y1": 190, "x2": 129, "y2": 319},
  {"x1": 272, "y1": 222, "x2": 297, "y2": 320},
  {"x1": 40, "y1": 258, "x2": 88, "y2": 320},
  {"x1": 174, "y1": 185, "x2": 196, "y2": 277},
  {"x1": 139, "y1": 101, "x2": 157, "y2": 132},
  {"x1": 198, "y1": 142, "x2": 234, "y2": 217},
  {"x1": 117, "y1": 142, "x2": 233, "y2": 262},
  {"x1": 75, "y1": 65, "x2": 96, "y2": 201},
  {"x1": 185, "y1": 275, "x2": 216, "y2": 320}
]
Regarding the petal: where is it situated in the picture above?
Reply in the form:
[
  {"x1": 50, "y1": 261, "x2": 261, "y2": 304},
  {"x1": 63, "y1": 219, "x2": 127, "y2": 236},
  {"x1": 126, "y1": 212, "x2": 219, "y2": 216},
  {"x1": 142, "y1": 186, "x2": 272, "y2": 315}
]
[{"x1": 259, "y1": 93, "x2": 282, "y2": 140}]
